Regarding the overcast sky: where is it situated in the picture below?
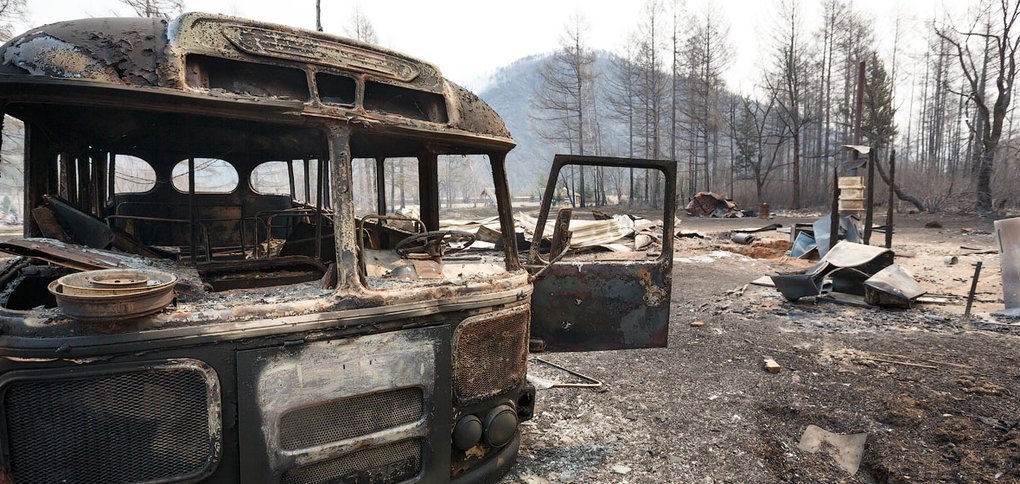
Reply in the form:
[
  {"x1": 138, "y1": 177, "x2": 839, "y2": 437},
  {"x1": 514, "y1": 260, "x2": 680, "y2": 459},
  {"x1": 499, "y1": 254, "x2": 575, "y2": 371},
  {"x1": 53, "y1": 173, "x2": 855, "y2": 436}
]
[{"x1": 21, "y1": 0, "x2": 971, "y2": 96}]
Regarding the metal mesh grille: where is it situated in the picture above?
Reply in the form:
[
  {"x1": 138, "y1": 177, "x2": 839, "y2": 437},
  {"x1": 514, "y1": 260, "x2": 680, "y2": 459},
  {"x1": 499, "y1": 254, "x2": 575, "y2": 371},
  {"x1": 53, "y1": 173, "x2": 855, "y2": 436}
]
[
  {"x1": 454, "y1": 307, "x2": 530, "y2": 404},
  {"x1": 279, "y1": 387, "x2": 424, "y2": 450},
  {"x1": 281, "y1": 438, "x2": 422, "y2": 484},
  {"x1": 2, "y1": 365, "x2": 217, "y2": 484}
]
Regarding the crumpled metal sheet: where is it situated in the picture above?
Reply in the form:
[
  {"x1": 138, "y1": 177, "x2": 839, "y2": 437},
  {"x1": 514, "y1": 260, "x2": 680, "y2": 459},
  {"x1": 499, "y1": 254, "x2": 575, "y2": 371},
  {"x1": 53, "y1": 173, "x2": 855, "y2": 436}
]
[
  {"x1": 790, "y1": 231, "x2": 818, "y2": 259},
  {"x1": 788, "y1": 215, "x2": 861, "y2": 259},
  {"x1": 772, "y1": 241, "x2": 893, "y2": 301},
  {"x1": 995, "y1": 217, "x2": 1020, "y2": 310},
  {"x1": 863, "y1": 264, "x2": 927, "y2": 308},
  {"x1": 517, "y1": 212, "x2": 635, "y2": 249},
  {"x1": 813, "y1": 215, "x2": 861, "y2": 258}
]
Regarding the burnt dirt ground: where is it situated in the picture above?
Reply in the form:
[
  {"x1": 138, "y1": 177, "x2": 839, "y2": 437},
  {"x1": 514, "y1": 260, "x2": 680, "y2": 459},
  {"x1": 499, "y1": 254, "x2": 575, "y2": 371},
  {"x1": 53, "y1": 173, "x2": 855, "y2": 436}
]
[{"x1": 502, "y1": 213, "x2": 1020, "y2": 483}]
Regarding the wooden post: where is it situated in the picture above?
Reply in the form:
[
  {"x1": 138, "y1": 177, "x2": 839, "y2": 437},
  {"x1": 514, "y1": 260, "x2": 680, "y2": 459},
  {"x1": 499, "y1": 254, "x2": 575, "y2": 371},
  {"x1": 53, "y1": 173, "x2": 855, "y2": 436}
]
[
  {"x1": 863, "y1": 148, "x2": 876, "y2": 244},
  {"x1": 964, "y1": 261, "x2": 983, "y2": 319},
  {"x1": 829, "y1": 163, "x2": 840, "y2": 252},
  {"x1": 832, "y1": 61, "x2": 866, "y2": 252},
  {"x1": 850, "y1": 61, "x2": 865, "y2": 175},
  {"x1": 885, "y1": 149, "x2": 895, "y2": 248}
]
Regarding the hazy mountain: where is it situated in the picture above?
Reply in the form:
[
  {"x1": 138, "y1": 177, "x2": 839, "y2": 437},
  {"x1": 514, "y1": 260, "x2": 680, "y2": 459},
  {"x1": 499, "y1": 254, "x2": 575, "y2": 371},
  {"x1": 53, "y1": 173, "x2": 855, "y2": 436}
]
[
  {"x1": 477, "y1": 51, "x2": 630, "y2": 198},
  {"x1": 476, "y1": 54, "x2": 552, "y2": 198}
]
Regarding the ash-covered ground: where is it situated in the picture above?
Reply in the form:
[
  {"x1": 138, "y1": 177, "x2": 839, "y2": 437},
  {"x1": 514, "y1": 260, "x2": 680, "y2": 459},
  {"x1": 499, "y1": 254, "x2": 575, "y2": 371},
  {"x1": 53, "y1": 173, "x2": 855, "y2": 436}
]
[{"x1": 503, "y1": 213, "x2": 1020, "y2": 483}]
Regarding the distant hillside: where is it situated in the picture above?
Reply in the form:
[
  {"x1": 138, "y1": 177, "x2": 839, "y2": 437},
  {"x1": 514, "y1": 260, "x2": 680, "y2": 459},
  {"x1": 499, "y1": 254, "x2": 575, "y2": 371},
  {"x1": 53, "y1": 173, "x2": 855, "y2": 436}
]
[
  {"x1": 477, "y1": 51, "x2": 630, "y2": 198},
  {"x1": 476, "y1": 55, "x2": 551, "y2": 197}
]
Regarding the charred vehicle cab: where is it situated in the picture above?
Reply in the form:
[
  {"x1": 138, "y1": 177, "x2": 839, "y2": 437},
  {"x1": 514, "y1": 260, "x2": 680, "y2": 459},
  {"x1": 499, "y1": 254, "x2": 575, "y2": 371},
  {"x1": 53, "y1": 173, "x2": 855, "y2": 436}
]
[{"x1": 0, "y1": 14, "x2": 676, "y2": 484}]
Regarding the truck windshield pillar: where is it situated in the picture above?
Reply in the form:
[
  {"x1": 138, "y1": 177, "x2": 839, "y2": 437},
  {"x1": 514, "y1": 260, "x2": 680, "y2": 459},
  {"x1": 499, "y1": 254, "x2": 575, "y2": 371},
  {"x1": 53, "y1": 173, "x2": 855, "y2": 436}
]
[
  {"x1": 328, "y1": 125, "x2": 358, "y2": 290},
  {"x1": 375, "y1": 157, "x2": 387, "y2": 215},
  {"x1": 490, "y1": 151, "x2": 521, "y2": 269},
  {"x1": 418, "y1": 153, "x2": 440, "y2": 230}
]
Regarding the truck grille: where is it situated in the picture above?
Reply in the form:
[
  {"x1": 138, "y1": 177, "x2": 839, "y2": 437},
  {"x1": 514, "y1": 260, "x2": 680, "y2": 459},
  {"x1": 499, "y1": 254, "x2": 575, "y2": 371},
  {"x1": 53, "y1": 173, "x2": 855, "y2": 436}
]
[
  {"x1": 279, "y1": 387, "x2": 424, "y2": 450},
  {"x1": 1, "y1": 360, "x2": 220, "y2": 484},
  {"x1": 281, "y1": 438, "x2": 422, "y2": 484},
  {"x1": 453, "y1": 306, "x2": 530, "y2": 404}
]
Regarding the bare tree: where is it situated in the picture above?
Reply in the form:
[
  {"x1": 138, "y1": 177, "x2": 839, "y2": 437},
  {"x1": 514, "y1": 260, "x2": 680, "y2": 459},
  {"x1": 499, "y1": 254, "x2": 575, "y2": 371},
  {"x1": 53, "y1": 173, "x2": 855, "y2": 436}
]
[
  {"x1": 119, "y1": 0, "x2": 182, "y2": 19},
  {"x1": 534, "y1": 13, "x2": 597, "y2": 207},
  {"x1": 766, "y1": 0, "x2": 810, "y2": 209},
  {"x1": 345, "y1": 5, "x2": 378, "y2": 44},
  {"x1": 635, "y1": 0, "x2": 668, "y2": 206},
  {"x1": 683, "y1": 5, "x2": 731, "y2": 192},
  {"x1": 0, "y1": 0, "x2": 26, "y2": 41},
  {"x1": 604, "y1": 36, "x2": 642, "y2": 203},
  {"x1": 936, "y1": 0, "x2": 1020, "y2": 212},
  {"x1": 736, "y1": 94, "x2": 788, "y2": 203}
]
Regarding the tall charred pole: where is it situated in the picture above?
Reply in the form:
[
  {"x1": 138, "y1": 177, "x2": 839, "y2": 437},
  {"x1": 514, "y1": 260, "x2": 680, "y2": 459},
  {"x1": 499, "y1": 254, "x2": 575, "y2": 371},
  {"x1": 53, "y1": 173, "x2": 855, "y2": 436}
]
[
  {"x1": 863, "y1": 147, "x2": 876, "y2": 244},
  {"x1": 830, "y1": 61, "x2": 866, "y2": 251},
  {"x1": 315, "y1": 0, "x2": 322, "y2": 31},
  {"x1": 885, "y1": 149, "x2": 895, "y2": 248}
]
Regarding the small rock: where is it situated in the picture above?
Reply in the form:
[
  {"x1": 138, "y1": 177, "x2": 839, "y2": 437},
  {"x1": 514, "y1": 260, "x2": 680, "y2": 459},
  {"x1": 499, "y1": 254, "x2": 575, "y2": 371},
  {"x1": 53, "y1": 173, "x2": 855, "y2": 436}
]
[
  {"x1": 690, "y1": 321, "x2": 705, "y2": 327},
  {"x1": 764, "y1": 358, "x2": 781, "y2": 373},
  {"x1": 612, "y1": 464, "x2": 632, "y2": 475}
]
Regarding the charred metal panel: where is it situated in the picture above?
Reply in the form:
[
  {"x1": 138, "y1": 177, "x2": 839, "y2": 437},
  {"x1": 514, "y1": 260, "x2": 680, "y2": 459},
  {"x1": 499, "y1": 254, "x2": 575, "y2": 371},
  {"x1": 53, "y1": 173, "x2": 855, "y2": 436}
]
[
  {"x1": 0, "y1": 18, "x2": 171, "y2": 86},
  {"x1": 0, "y1": 359, "x2": 222, "y2": 483},
  {"x1": 529, "y1": 155, "x2": 677, "y2": 352},
  {"x1": 447, "y1": 81, "x2": 512, "y2": 139},
  {"x1": 169, "y1": 14, "x2": 443, "y2": 94},
  {"x1": 453, "y1": 305, "x2": 530, "y2": 404},
  {"x1": 236, "y1": 326, "x2": 450, "y2": 483},
  {"x1": 531, "y1": 261, "x2": 671, "y2": 351}
]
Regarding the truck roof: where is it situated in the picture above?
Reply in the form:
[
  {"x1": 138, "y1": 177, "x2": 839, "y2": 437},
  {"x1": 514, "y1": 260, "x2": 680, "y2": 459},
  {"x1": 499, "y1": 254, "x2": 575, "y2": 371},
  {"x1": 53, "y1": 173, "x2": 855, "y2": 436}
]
[{"x1": 0, "y1": 13, "x2": 514, "y2": 152}]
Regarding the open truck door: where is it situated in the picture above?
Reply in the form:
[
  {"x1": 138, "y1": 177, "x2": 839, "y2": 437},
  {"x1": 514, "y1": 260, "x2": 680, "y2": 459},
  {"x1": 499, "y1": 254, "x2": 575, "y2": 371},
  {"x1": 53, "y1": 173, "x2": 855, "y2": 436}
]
[{"x1": 527, "y1": 155, "x2": 677, "y2": 352}]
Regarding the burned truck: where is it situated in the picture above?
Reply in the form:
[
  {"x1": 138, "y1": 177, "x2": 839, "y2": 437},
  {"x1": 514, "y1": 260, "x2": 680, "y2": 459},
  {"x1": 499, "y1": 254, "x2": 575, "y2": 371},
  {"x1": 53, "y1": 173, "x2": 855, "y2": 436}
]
[{"x1": 0, "y1": 14, "x2": 676, "y2": 484}]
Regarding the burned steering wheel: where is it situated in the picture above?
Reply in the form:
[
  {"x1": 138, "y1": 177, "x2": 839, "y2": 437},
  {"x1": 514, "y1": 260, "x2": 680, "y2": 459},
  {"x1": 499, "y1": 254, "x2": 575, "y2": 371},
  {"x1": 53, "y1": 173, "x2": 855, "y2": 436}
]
[{"x1": 395, "y1": 230, "x2": 476, "y2": 259}]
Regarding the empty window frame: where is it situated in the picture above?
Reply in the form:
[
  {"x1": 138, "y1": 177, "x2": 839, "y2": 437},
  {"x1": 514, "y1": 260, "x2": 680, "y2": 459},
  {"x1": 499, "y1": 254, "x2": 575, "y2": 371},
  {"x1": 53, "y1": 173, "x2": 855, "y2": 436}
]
[
  {"x1": 172, "y1": 158, "x2": 239, "y2": 194},
  {"x1": 112, "y1": 155, "x2": 156, "y2": 194}
]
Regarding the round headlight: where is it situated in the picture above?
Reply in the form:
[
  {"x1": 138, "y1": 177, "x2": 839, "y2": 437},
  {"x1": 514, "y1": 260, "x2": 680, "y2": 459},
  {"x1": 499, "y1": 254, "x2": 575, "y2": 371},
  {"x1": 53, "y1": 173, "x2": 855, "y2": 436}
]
[
  {"x1": 482, "y1": 405, "x2": 518, "y2": 448},
  {"x1": 453, "y1": 415, "x2": 483, "y2": 451}
]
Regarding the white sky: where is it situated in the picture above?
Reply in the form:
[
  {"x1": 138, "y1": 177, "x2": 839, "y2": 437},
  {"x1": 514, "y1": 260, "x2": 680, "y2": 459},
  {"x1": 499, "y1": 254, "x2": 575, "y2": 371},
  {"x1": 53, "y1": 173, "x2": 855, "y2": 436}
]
[{"x1": 20, "y1": 0, "x2": 973, "y2": 96}]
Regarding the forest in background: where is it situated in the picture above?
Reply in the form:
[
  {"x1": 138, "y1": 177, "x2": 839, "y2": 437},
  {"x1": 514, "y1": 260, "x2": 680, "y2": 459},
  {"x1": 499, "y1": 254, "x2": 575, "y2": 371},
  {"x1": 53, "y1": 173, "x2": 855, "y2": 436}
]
[
  {"x1": 2, "y1": 0, "x2": 1020, "y2": 216},
  {"x1": 511, "y1": 0, "x2": 1020, "y2": 214}
]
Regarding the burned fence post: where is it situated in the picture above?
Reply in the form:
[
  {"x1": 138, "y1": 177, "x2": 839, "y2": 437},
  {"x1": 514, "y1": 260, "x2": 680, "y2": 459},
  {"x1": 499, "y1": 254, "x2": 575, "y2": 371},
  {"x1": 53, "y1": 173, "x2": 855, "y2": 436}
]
[
  {"x1": 863, "y1": 148, "x2": 876, "y2": 245},
  {"x1": 964, "y1": 261, "x2": 983, "y2": 319},
  {"x1": 885, "y1": 149, "x2": 895, "y2": 249}
]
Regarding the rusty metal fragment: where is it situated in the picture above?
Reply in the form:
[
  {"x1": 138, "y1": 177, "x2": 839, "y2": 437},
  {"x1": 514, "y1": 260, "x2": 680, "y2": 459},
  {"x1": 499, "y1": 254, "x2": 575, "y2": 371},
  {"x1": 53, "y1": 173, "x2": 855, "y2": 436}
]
[
  {"x1": 789, "y1": 215, "x2": 861, "y2": 259},
  {"x1": 772, "y1": 241, "x2": 893, "y2": 301},
  {"x1": 0, "y1": 238, "x2": 127, "y2": 270},
  {"x1": 731, "y1": 233, "x2": 756, "y2": 245},
  {"x1": 685, "y1": 192, "x2": 741, "y2": 217},
  {"x1": 48, "y1": 268, "x2": 177, "y2": 321},
  {"x1": 863, "y1": 265, "x2": 927, "y2": 308}
]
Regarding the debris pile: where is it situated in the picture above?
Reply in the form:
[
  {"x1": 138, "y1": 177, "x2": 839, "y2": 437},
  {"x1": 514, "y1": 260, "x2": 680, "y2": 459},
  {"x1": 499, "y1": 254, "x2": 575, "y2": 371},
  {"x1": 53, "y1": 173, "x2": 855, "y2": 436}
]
[
  {"x1": 789, "y1": 214, "x2": 861, "y2": 259},
  {"x1": 685, "y1": 192, "x2": 742, "y2": 218},
  {"x1": 442, "y1": 211, "x2": 678, "y2": 255},
  {"x1": 770, "y1": 241, "x2": 927, "y2": 308}
]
